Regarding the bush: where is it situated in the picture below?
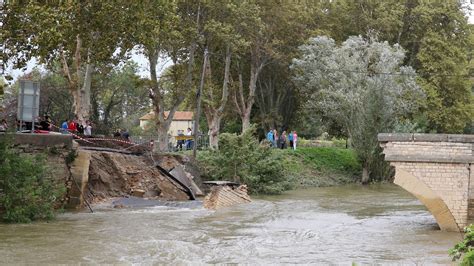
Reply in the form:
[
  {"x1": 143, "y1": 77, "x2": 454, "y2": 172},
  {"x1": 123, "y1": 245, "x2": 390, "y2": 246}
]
[
  {"x1": 0, "y1": 139, "x2": 65, "y2": 223},
  {"x1": 198, "y1": 127, "x2": 292, "y2": 194},
  {"x1": 450, "y1": 224, "x2": 474, "y2": 264}
]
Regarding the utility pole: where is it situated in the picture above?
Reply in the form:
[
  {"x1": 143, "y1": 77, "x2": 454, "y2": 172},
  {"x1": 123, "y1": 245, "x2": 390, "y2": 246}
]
[{"x1": 193, "y1": 47, "x2": 208, "y2": 158}]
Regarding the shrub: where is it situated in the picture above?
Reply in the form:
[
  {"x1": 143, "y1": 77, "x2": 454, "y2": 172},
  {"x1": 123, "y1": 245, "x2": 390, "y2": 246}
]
[
  {"x1": 450, "y1": 224, "x2": 474, "y2": 264},
  {"x1": 198, "y1": 127, "x2": 292, "y2": 194},
  {"x1": 0, "y1": 139, "x2": 65, "y2": 223}
]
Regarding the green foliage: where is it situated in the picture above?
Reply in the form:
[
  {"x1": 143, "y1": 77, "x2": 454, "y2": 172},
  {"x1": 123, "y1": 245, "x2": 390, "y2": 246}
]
[
  {"x1": 2, "y1": 2, "x2": 135, "y2": 70},
  {"x1": 450, "y1": 224, "x2": 474, "y2": 265},
  {"x1": 0, "y1": 140, "x2": 65, "y2": 223},
  {"x1": 417, "y1": 29, "x2": 474, "y2": 133},
  {"x1": 198, "y1": 127, "x2": 291, "y2": 194},
  {"x1": 199, "y1": 135, "x2": 361, "y2": 192},
  {"x1": 91, "y1": 62, "x2": 148, "y2": 135},
  {"x1": 303, "y1": 0, "x2": 473, "y2": 135},
  {"x1": 292, "y1": 35, "x2": 422, "y2": 182},
  {"x1": 65, "y1": 150, "x2": 78, "y2": 167},
  {"x1": 292, "y1": 147, "x2": 360, "y2": 176}
]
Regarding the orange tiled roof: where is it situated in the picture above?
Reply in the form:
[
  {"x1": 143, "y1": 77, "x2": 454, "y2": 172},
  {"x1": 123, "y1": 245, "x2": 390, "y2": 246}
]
[{"x1": 139, "y1": 111, "x2": 193, "y2": 121}]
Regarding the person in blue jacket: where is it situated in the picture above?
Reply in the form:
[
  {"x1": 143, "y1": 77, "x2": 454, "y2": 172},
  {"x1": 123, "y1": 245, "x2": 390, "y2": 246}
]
[
  {"x1": 61, "y1": 119, "x2": 69, "y2": 134},
  {"x1": 266, "y1": 129, "x2": 274, "y2": 147},
  {"x1": 288, "y1": 130, "x2": 294, "y2": 150}
]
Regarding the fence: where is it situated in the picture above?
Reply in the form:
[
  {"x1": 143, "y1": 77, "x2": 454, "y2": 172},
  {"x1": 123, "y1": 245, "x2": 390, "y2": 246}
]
[{"x1": 131, "y1": 134, "x2": 209, "y2": 152}]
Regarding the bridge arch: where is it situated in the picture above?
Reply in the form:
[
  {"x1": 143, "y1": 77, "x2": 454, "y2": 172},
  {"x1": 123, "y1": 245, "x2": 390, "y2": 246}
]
[
  {"x1": 393, "y1": 168, "x2": 459, "y2": 231},
  {"x1": 379, "y1": 133, "x2": 473, "y2": 232}
]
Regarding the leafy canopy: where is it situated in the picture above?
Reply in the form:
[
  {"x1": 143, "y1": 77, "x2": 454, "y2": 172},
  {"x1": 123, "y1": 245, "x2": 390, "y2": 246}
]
[{"x1": 292, "y1": 35, "x2": 423, "y2": 180}]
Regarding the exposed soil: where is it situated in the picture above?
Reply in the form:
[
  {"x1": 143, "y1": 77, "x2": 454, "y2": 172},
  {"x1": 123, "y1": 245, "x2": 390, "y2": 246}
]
[
  {"x1": 152, "y1": 154, "x2": 204, "y2": 189},
  {"x1": 84, "y1": 152, "x2": 192, "y2": 204}
]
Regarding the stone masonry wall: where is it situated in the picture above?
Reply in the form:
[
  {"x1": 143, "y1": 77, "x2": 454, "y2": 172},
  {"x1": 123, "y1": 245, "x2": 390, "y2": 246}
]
[
  {"x1": 392, "y1": 161, "x2": 470, "y2": 228},
  {"x1": 382, "y1": 141, "x2": 472, "y2": 163},
  {"x1": 379, "y1": 133, "x2": 473, "y2": 230}
]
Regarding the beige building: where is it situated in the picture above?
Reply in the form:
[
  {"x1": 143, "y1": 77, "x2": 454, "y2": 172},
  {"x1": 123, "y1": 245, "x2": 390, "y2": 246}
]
[{"x1": 139, "y1": 111, "x2": 194, "y2": 136}]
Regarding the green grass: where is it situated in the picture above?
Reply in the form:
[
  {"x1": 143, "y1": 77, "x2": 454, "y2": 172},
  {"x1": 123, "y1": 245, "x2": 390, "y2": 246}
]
[
  {"x1": 276, "y1": 147, "x2": 361, "y2": 188},
  {"x1": 293, "y1": 147, "x2": 360, "y2": 175}
]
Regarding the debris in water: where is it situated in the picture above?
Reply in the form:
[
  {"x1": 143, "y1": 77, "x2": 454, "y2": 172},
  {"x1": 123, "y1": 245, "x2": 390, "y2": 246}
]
[{"x1": 203, "y1": 185, "x2": 251, "y2": 210}]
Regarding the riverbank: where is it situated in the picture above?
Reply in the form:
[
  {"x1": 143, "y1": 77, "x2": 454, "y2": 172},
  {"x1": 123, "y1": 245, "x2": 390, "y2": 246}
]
[
  {"x1": 278, "y1": 147, "x2": 361, "y2": 188},
  {"x1": 197, "y1": 145, "x2": 361, "y2": 194}
]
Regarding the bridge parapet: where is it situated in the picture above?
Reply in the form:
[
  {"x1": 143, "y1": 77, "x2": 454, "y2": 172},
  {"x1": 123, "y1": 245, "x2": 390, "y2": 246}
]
[
  {"x1": 379, "y1": 133, "x2": 473, "y2": 163},
  {"x1": 379, "y1": 133, "x2": 473, "y2": 231}
]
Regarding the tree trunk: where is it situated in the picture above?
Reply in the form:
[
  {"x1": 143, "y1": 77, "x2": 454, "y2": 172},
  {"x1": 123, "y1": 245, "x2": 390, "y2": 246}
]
[
  {"x1": 148, "y1": 43, "x2": 196, "y2": 153},
  {"x1": 241, "y1": 112, "x2": 251, "y2": 132},
  {"x1": 361, "y1": 165, "x2": 370, "y2": 185},
  {"x1": 193, "y1": 47, "x2": 208, "y2": 158},
  {"x1": 208, "y1": 115, "x2": 222, "y2": 149},
  {"x1": 203, "y1": 45, "x2": 231, "y2": 149},
  {"x1": 157, "y1": 123, "x2": 170, "y2": 152},
  {"x1": 71, "y1": 62, "x2": 92, "y2": 122},
  {"x1": 233, "y1": 58, "x2": 262, "y2": 133},
  {"x1": 63, "y1": 35, "x2": 93, "y2": 122}
]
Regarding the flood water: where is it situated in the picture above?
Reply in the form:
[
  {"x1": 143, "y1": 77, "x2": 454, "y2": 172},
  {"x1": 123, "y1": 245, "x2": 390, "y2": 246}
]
[{"x1": 0, "y1": 184, "x2": 462, "y2": 264}]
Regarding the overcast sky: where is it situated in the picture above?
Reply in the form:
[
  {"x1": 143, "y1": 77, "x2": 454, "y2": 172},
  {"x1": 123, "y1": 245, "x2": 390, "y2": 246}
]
[{"x1": 3, "y1": 5, "x2": 474, "y2": 83}]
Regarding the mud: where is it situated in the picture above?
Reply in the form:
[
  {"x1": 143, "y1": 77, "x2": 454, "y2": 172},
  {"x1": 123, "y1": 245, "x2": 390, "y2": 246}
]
[{"x1": 84, "y1": 152, "x2": 193, "y2": 204}]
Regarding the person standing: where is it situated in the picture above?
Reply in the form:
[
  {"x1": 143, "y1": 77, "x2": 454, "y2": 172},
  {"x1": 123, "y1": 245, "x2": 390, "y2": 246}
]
[
  {"x1": 61, "y1": 119, "x2": 69, "y2": 133},
  {"x1": 176, "y1": 129, "x2": 184, "y2": 151},
  {"x1": 39, "y1": 115, "x2": 51, "y2": 131},
  {"x1": 266, "y1": 129, "x2": 274, "y2": 147},
  {"x1": 273, "y1": 129, "x2": 278, "y2": 148},
  {"x1": 77, "y1": 120, "x2": 84, "y2": 135},
  {"x1": 121, "y1": 128, "x2": 130, "y2": 141},
  {"x1": 0, "y1": 119, "x2": 8, "y2": 132},
  {"x1": 280, "y1": 131, "x2": 287, "y2": 149},
  {"x1": 113, "y1": 129, "x2": 121, "y2": 137},
  {"x1": 288, "y1": 130, "x2": 294, "y2": 150},
  {"x1": 185, "y1": 127, "x2": 193, "y2": 150},
  {"x1": 84, "y1": 120, "x2": 92, "y2": 137},
  {"x1": 293, "y1": 130, "x2": 298, "y2": 150},
  {"x1": 68, "y1": 119, "x2": 77, "y2": 133}
]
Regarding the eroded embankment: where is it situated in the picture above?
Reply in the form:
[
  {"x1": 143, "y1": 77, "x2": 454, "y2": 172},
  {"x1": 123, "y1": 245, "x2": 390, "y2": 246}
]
[{"x1": 83, "y1": 152, "x2": 201, "y2": 204}]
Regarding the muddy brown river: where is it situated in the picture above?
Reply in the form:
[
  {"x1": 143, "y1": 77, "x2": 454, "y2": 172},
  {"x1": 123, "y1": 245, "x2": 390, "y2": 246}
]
[{"x1": 0, "y1": 184, "x2": 462, "y2": 264}]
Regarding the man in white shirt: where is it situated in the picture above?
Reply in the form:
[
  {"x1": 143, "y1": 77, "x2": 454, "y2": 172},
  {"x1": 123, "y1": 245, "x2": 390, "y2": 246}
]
[
  {"x1": 185, "y1": 127, "x2": 193, "y2": 149},
  {"x1": 84, "y1": 120, "x2": 92, "y2": 137}
]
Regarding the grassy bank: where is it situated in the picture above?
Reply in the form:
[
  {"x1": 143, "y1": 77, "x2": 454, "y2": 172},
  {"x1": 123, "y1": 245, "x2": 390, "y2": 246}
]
[
  {"x1": 277, "y1": 147, "x2": 361, "y2": 188},
  {"x1": 197, "y1": 134, "x2": 361, "y2": 194}
]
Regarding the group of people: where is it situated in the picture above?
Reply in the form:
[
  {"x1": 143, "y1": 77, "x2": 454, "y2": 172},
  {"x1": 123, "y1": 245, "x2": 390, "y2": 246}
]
[
  {"x1": 113, "y1": 128, "x2": 130, "y2": 141},
  {"x1": 176, "y1": 127, "x2": 193, "y2": 150},
  {"x1": 11, "y1": 115, "x2": 52, "y2": 132},
  {"x1": 61, "y1": 118, "x2": 93, "y2": 137},
  {"x1": 267, "y1": 129, "x2": 298, "y2": 150}
]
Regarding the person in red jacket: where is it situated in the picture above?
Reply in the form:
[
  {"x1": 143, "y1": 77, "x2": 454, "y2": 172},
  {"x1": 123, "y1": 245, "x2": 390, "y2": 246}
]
[{"x1": 68, "y1": 119, "x2": 77, "y2": 133}]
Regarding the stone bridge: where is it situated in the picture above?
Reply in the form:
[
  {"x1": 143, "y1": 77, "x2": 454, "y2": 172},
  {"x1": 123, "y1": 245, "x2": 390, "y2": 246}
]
[{"x1": 379, "y1": 133, "x2": 474, "y2": 231}]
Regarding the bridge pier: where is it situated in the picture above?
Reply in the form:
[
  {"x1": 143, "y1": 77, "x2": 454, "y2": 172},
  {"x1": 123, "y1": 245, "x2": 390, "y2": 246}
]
[{"x1": 379, "y1": 133, "x2": 473, "y2": 231}]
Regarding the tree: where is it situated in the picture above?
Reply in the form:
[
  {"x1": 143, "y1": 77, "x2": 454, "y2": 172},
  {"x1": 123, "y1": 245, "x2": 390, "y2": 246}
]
[
  {"x1": 231, "y1": 1, "x2": 320, "y2": 133},
  {"x1": 130, "y1": 1, "x2": 200, "y2": 152},
  {"x1": 195, "y1": 1, "x2": 242, "y2": 149},
  {"x1": 408, "y1": 1, "x2": 474, "y2": 132},
  {"x1": 91, "y1": 62, "x2": 148, "y2": 134},
  {"x1": 292, "y1": 36, "x2": 423, "y2": 183},
  {"x1": 1, "y1": 2, "x2": 134, "y2": 122},
  {"x1": 198, "y1": 126, "x2": 291, "y2": 194},
  {"x1": 320, "y1": 0, "x2": 474, "y2": 133},
  {"x1": 252, "y1": 1, "x2": 319, "y2": 133},
  {"x1": 230, "y1": 1, "x2": 268, "y2": 132}
]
